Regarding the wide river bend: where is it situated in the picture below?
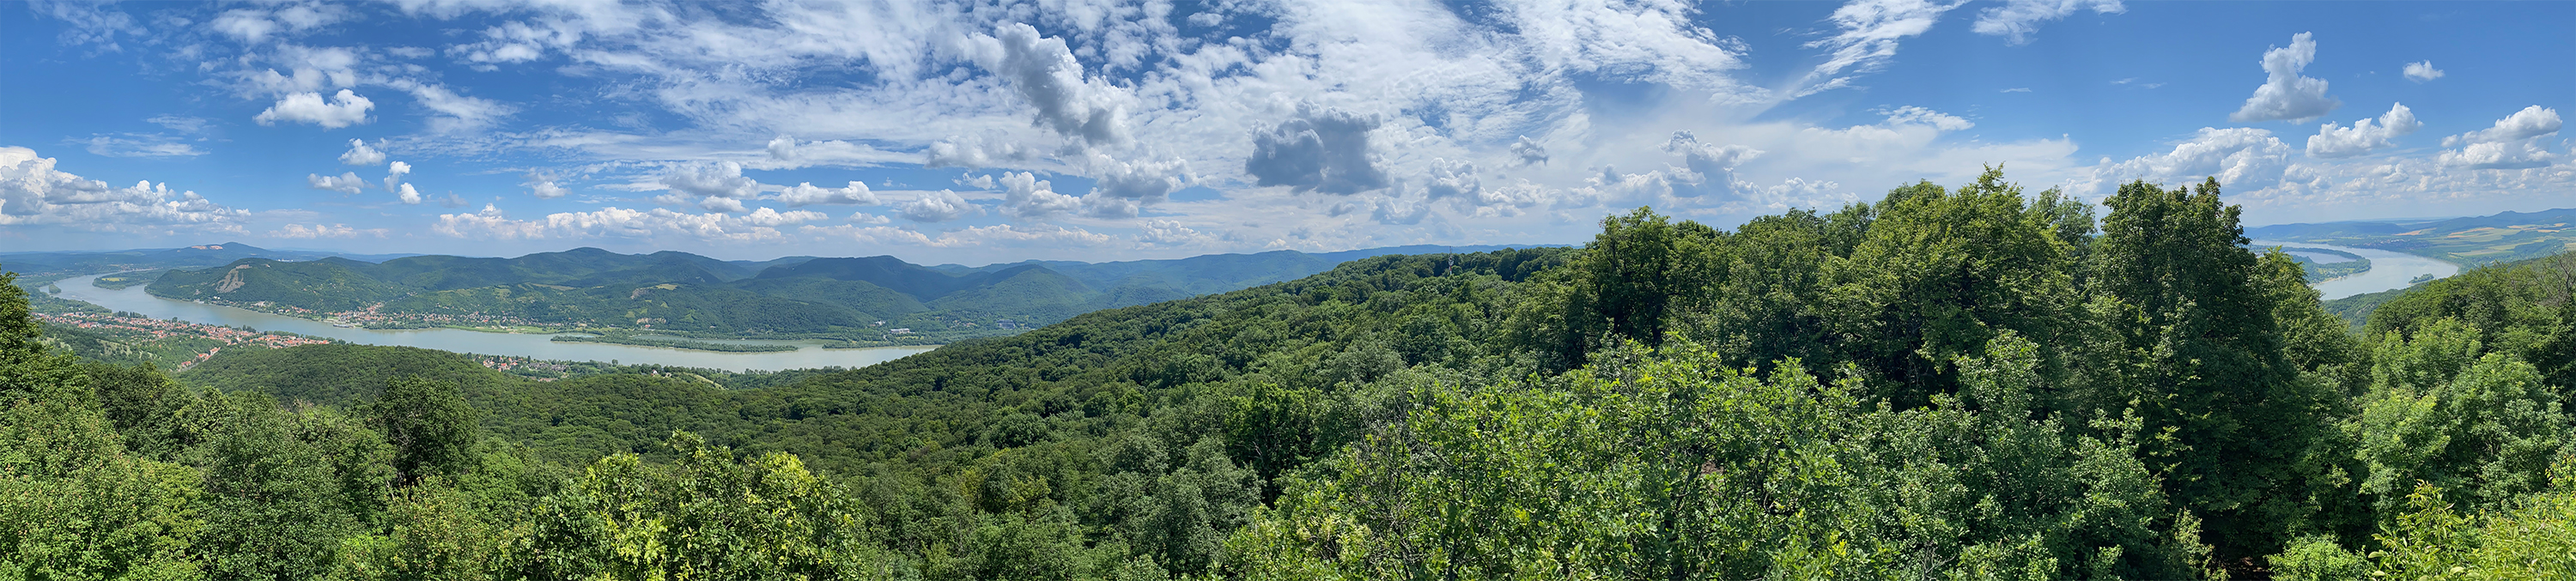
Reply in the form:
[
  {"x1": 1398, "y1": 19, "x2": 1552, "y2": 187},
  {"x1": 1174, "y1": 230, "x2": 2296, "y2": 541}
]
[
  {"x1": 2249, "y1": 240, "x2": 2461, "y2": 300},
  {"x1": 51, "y1": 274, "x2": 937, "y2": 372}
]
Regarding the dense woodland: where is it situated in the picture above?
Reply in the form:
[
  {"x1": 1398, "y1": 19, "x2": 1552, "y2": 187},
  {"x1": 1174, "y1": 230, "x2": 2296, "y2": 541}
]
[{"x1": 5, "y1": 169, "x2": 2573, "y2": 579}]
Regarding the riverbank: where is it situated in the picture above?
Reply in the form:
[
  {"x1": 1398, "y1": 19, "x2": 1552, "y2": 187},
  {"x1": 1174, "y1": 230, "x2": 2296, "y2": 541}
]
[
  {"x1": 2250, "y1": 240, "x2": 2462, "y2": 300},
  {"x1": 139, "y1": 287, "x2": 1018, "y2": 345},
  {"x1": 47, "y1": 273, "x2": 945, "y2": 371},
  {"x1": 551, "y1": 333, "x2": 800, "y2": 353},
  {"x1": 36, "y1": 309, "x2": 341, "y2": 371},
  {"x1": 2264, "y1": 245, "x2": 2372, "y2": 283}
]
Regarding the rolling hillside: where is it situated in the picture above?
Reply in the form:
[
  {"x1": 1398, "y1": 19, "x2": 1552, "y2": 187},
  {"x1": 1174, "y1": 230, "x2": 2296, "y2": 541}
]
[
  {"x1": 2249, "y1": 207, "x2": 2576, "y2": 265},
  {"x1": 938, "y1": 244, "x2": 1540, "y2": 297},
  {"x1": 137, "y1": 245, "x2": 1546, "y2": 341}
]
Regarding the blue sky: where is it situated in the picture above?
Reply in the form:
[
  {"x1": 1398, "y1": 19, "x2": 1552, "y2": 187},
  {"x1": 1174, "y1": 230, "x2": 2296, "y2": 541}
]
[{"x1": 3, "y1": 0, "x2": 2567, "y2": 263}]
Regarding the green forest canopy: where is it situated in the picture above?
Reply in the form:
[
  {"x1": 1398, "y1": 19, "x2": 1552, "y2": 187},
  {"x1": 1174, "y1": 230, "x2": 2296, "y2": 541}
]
[{"x1": 4, "y1": 169, "x2": 2573, "y2": 579}]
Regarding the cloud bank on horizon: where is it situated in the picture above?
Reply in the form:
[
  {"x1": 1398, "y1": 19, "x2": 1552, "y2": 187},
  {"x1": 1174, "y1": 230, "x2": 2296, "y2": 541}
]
[{"x1": 1, "y1": 0, "x2": 2567, "y2": 262}]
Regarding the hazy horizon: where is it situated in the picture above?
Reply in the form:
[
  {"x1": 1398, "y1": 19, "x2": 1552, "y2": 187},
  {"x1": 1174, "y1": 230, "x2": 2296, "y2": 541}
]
[{"x1": 7, "y1": 239, "x2": 1570, "y2": 265}]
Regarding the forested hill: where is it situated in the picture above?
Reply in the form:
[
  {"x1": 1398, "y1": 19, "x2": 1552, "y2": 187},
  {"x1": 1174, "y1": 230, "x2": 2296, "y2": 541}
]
[
  {"x1": 138, "y1": 245, "x2": 1537, "y2": 342},
  {"x1": 8, "y1": 170, "x2": 2575, "y2": 579},
  {"x1": 935, "y1": 244, "x2": 1538, "y2": 297}
]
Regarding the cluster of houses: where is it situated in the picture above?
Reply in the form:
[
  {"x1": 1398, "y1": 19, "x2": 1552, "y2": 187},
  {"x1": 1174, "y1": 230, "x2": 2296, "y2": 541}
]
[
  {"x1": 203, "y1": 300, "x2": 554, "y2": 330},
  {"x1": 39, "y1": 311, "x2": 332, "y2": 351},
  {"x1": 478, "y1": 357, "x2": 571, "y2": 374},
  {"x1": 882, "y1": 319, "x2": 1020, "y2": 335},
  {"x1": 40, "y1": 311, "x2": 334, "y2": 372}
]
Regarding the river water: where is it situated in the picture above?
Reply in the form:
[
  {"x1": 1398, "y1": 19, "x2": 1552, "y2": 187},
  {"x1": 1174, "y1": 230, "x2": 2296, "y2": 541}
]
[
  {"x1": 50, "y1": 274, "x2": 939, "y2": 372},
  {"x1": 45, "y1": 243, "x2": 2443, "y2": 366},
  {"x1": 2251, "y1": 240, "x2": 2462, "y2": 300}
]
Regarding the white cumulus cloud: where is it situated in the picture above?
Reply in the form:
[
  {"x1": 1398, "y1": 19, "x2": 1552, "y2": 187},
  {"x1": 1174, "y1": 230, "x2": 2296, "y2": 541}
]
[
  {"x1": 1082, "y1": 154, "x2": 1192, "y2": 218},
  {"x1": 2306, "y1": 103, "x2": 2421, "y2": 159},
  {"x1": 451, "y1": 19, "x2": 583, "y2": 67},
  {"x1": 2402, "y1": 61, "x2": 2444, "y2": 83},
  {"x1": 1532, "y1": 127, "x2": 1813, "y2": 216},
  {"x1": 269, "y1": 223, "x2": 372, "y2": 239},
  {"x1": 922, "y1": 136, "x2": 1031, "y2": 169},
  {"x1": 697, "y1": 196, "x2": 745, "y2": 213},
  {"x1": 1139, "y1": 219, "x2": 1218, "y2": 247},
  {"x1": 977, "y1": 22, "x2": 1131, "y2": 148},
  {"x1": 898, "y1": 189, "x2": 982, "y2": 222},
  {"x1": 2086, "y1": 127, "x2": 2292, "y2": 194},
  {"x1": 384, "y1": 160, "x2": 411, "y2": 192},
  {"x1": 1425, "y1": 158, "x2": 1481, "y2": 202},
  {"x1": 2229, "y1": 33, "x2": 2340, "y2": 124},
  {"x1": 254, "y1": 89, "x2": 374, "y2": 129},
  {"x1": 738, "y1": 207, "x2": 828, "y2": 227},
  {"x1": 933, "y1": 223, "x2": 1118, "y2": 249},
  {"x1": 307, "y1": 172, "x2": 368, "y2": 193},
  {"x1": 432, "y1": 204, "x2": 544, "y2": 239},
  {"x1": 1662, "y1": 130, "x2": 1765, "y2": 198},
  {"x1": 434, "y1": 204, "x2": 821, "y2": 242},
  {"x1": 999, "y1": 172, "x2": 1081, "y2": 220},
  {"x1": 525, "y1": 174, "x2": 570, "y2": 199},
  {"x1": 775, "y1": 181, "x2": 878, "y2": 206},
  {"x1": 659, "y1": 161, "x2": 762, "y2": 199},
  {"x1": 338, "y1": 139, "x2": 386, "y2": 166},
  {"x1": 801, "y1": 224, "x2": 935, "y2": 246},
  {"x1": 2437, "y1": 106, "x2": 2562, "y2": 170},
  {"x1": 0, "y1": 147, "x2": 246, "y2": 231}
]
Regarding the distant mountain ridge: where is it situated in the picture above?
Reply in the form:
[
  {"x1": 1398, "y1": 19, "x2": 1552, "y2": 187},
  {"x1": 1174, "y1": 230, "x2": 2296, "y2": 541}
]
[
  {"x1": 934, "y1": 244, "x2": 1540, "y2": 296},
  {"x1": 2248, "y1": 208, "x2": 2576, "y2": 265},
  {"x1": 132, "y1": 244, "x2": 1557, "y2": 340},
  {"x1": 0, "y1": 241, "x2": 412, "y2": 278}
]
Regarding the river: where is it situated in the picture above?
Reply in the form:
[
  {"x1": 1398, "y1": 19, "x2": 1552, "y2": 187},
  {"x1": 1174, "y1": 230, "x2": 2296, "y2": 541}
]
[
  {"x1": 2250, "y1": 240, "x2": 2462, "y2": 300},
  {"x1": 50, "y1": 274, "x2": 939, "y2": 372},
  {"x1": 43, "y1": 242, "x2": 2442, "y2": 366}
]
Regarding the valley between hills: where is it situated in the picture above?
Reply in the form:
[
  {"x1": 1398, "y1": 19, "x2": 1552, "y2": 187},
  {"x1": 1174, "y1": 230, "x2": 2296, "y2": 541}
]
[{"x1": 126, "y1": 244, "x2": 1531, "y2": 349}]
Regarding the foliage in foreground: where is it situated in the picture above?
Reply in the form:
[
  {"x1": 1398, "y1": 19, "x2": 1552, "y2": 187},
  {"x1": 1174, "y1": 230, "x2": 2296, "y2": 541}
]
[
  {"x1": 6, "y1": 168, "x2": 2574, "y2": 579},
  {"x1": 1236, "y1": 336, "x2": 2210, "y2": 579}
]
